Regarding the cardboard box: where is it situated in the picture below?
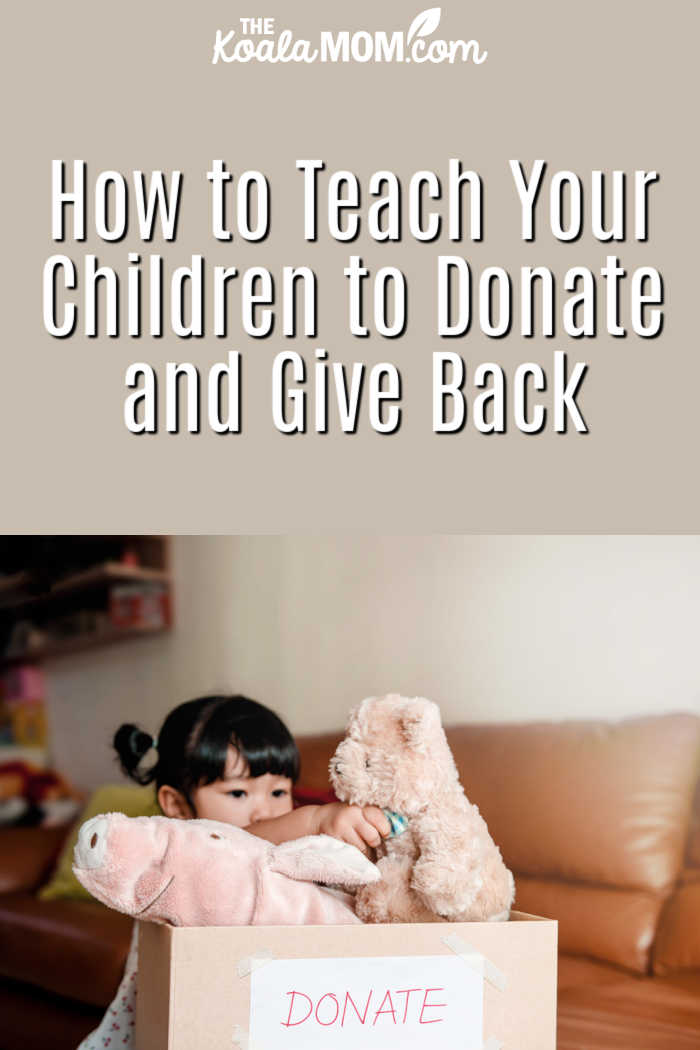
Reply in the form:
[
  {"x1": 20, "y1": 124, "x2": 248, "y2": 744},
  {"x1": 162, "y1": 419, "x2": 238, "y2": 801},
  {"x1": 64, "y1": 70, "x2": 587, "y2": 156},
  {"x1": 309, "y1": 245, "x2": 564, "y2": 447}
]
[{"x1": 138, "y1": 911, "x2": 557, "y2": 1050}]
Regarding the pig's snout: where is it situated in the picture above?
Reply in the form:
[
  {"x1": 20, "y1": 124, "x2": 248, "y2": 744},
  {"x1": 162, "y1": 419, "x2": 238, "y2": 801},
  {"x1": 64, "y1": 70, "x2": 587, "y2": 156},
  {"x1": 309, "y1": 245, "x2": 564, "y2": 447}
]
[{"x1": 74, "y1": 815, "x2": 110, "y2": 870}]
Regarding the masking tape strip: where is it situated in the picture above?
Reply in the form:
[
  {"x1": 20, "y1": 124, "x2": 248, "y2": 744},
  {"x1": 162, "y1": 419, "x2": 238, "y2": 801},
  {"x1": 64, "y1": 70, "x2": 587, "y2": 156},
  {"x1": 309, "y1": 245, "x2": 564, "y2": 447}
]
[
  {"x1": 236, "y1": 948, "x2": 275, "y2": 978},
  {"x1": 441, "y1": 933, "x2": 507, "y2": 992},
  {"x1": 232, "y1": 1024, "x2": 251, "y2": 1050},
  {"x1": 483, "y1": 1038, "x2": 503, "y2": 1050}
]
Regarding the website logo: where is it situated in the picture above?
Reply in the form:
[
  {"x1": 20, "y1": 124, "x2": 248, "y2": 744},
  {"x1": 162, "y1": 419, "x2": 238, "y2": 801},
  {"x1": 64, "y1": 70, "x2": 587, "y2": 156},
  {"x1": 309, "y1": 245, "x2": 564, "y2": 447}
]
[{"x1": 212, "y1": 9, "x2": 488, "y2": 66}]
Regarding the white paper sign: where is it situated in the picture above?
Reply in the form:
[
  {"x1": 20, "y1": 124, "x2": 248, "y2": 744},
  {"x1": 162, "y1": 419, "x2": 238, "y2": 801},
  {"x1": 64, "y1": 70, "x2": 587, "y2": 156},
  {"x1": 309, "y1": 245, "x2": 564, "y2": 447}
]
[{"x1": 249, "y1": 954, "x2": 483, "y2": 1050}]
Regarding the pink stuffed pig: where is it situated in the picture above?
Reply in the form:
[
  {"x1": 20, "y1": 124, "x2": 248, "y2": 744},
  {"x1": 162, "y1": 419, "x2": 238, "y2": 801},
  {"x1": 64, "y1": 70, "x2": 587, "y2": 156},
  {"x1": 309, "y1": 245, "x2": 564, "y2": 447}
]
[{"x1": 73, "y1": 813, "x2": 379, "y2": 926}]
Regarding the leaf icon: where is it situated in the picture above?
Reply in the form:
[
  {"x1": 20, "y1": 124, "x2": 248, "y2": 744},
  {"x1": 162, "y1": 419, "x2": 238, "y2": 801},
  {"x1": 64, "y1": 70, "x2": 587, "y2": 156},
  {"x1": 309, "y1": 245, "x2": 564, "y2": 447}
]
[{"x1": 407, "y1": 7, "x2": 442, "y2": 46}]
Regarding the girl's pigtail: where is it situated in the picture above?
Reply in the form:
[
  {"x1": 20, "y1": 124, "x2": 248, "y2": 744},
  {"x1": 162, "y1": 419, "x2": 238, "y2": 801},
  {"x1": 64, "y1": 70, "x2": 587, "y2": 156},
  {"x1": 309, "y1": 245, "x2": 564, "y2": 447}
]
[{"x1": 113, "y1": 723, "x2": 157, "y2": 785}]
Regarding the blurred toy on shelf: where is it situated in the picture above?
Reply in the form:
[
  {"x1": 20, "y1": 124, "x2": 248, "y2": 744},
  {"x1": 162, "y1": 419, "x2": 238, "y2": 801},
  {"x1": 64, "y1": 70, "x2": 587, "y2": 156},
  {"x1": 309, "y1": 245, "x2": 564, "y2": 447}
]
[
  {"x1": 0, "y1": 760, "x2": 81, "y2": 827},
  {"x1": 0, "y1": 665, "x2": 48, "y2": 748},
  {"x1": 109, "y1": 583, "x2": 171, "y2": 630}
]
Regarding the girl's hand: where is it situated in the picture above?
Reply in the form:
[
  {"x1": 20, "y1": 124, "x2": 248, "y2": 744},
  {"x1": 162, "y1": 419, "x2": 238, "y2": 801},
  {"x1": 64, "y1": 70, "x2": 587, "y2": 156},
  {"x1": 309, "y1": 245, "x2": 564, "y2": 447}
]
[{"x1": 316, "y1": 803, "x2": 391, "y2": 853}]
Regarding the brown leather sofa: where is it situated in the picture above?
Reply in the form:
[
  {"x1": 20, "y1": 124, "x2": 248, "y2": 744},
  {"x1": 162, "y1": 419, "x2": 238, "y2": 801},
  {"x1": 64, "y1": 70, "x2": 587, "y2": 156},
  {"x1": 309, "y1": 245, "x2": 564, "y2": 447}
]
[{"x1": 1, "y1": 713, "x2": 699, "y2": 1050}]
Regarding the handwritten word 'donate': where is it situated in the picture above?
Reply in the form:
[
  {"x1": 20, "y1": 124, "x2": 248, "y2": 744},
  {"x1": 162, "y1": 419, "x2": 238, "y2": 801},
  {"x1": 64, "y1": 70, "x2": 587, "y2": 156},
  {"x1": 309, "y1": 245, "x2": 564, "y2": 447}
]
[{"x1": 281, "y1": 987, "x2": 447, "y2": 1029}]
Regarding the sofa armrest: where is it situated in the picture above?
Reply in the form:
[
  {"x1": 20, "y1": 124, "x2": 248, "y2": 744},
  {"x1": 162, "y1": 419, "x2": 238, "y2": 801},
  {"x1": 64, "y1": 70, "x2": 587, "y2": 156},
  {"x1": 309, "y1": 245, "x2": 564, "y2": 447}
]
[
  {"x1": 0, "y1": 826, "x2": 71, "y2": 894},
  {"x1": 653, "y1": 871, "x2": 700, "y2": 974}
]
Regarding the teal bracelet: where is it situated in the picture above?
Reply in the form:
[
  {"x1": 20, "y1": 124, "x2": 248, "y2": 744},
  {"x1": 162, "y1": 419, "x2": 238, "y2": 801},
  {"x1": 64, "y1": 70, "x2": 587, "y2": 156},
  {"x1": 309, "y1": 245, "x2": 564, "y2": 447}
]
[{"x1": 383, "y1": 809, "x2": 409, "y2": 838}]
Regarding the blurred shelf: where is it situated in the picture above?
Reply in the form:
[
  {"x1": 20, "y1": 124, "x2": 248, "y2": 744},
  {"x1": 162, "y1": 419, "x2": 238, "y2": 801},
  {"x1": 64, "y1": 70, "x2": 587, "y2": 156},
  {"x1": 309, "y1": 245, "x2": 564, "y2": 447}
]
[
  {"x1": 0, "y1": 539, "x2": 173, "y2": 671},
  {"x1": 51, "y1": 562, "x2": 170, "y2": 593},
  {"x1": 0, "y1": 622, "x2": 169, "y2": 669},
  {"x1": 0, "y1": 562, "x2": 171, "y2": 612},
  {"x1": 0, "y1": 572, "x2": 32, "y2": 600}
]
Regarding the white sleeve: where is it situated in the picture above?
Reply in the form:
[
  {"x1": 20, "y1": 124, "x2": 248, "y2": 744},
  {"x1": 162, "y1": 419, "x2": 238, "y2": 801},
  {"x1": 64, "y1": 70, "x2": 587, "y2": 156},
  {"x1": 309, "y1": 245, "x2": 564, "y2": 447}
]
[{"x1": 76, "y1": 924, "x2": 139, "y2": 1049}]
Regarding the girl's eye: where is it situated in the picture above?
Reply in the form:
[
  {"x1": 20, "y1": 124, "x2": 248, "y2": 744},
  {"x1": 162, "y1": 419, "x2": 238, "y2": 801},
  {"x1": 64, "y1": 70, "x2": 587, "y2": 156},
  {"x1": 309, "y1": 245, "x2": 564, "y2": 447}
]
[
  {"x1": 228, "y1": 789, "x2": 247, "y2": 799},
  {"x1": 272, "y1": 789, "x2": 289, "y2": 798}
]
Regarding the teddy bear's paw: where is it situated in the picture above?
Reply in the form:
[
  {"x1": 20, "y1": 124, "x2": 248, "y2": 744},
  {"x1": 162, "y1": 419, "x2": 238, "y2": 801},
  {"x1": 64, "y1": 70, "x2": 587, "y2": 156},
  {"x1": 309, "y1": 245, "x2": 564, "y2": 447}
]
[
  {"x1": 414, "y1": 859, "x2": 514, "y2": 922},
  {"x1": 354, "y1": 880, "x2": 395, "y2": 923},
  {"x1": 486, "y1": 908, "x2": 512, "y2": 922},
  {"x1": 412, "y1": 857, "x2": 482, "y2": 919}
]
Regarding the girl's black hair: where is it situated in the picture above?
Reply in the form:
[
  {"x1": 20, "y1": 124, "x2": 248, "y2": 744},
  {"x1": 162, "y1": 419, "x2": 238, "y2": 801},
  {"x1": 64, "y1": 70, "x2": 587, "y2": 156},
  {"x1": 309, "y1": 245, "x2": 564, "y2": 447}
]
[{"x1": 114, "y1": 695, "x2": 299, "y2": 806}]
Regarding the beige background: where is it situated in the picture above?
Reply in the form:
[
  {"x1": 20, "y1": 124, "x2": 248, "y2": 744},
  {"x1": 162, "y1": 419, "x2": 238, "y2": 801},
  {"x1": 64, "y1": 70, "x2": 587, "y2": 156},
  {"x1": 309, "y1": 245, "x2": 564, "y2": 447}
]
[
  {"x1": 1, "y1": 1, "x2": 698, "y2": 531},
  {"x1": 46, "y1": 535, "x2": 700, "y2": 790}
]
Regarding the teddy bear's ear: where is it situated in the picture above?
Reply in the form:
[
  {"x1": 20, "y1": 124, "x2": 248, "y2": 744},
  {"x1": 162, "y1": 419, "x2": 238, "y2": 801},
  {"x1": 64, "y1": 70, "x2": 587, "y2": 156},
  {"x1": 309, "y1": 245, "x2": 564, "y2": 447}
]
[
  {"x1": 346, "y1": 696, "x2": 375, "y2": 734},
  {"x1": 397, "y1": 698, "x2": 442, "y2": 745}
]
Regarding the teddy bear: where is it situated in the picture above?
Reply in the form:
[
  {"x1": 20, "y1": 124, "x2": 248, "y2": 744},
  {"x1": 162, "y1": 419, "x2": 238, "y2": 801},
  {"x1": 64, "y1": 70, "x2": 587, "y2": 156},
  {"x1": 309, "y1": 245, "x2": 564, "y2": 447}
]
[
  {"x1": 73, "y1": 812, "x2": 380, "y2": 926},
  {"x1": 329, "y1": 694, "x2": 515, "y2": 924}
]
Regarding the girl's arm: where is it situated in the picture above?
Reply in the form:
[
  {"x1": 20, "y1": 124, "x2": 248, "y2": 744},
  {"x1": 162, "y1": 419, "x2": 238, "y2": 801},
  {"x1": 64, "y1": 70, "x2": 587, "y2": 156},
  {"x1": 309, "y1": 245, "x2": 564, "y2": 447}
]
[{"x1": 247, "y1": 803, "x2": 390, "y2": 852}]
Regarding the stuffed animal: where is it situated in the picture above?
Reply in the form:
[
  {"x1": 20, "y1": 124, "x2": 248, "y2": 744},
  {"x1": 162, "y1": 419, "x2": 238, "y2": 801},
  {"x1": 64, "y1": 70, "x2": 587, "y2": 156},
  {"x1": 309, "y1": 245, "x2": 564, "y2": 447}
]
[
  {"x1": 0, "y1": 760, "x2": 81, "y2": 827},
  {"x1": 72, "y1": 813, "x2": 379, "y2": 926},
  {"x1": 330, "y1": 694, "x2": 515, "y2": 924}
]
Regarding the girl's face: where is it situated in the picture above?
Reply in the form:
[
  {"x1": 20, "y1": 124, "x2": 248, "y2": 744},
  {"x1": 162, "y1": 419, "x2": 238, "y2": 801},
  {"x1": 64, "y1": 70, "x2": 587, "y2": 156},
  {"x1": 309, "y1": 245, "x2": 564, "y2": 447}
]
[{"x1": 190, "y1": 746, "x2": 293, "y2": 827}]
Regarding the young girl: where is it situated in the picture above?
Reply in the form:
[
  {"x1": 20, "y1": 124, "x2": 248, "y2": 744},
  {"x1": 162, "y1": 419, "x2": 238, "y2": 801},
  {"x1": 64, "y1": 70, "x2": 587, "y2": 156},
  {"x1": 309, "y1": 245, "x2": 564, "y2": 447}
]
[{"x1": 78, "y1": 694, "x2": 388, "y2": 1050}]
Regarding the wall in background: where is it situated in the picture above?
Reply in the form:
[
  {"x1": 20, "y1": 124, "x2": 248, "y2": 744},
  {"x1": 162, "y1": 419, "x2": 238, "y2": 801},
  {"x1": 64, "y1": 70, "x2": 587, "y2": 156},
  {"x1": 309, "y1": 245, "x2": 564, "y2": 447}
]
[{"x1": 46, "y1": 535, "x2": 700, "y2": 790}]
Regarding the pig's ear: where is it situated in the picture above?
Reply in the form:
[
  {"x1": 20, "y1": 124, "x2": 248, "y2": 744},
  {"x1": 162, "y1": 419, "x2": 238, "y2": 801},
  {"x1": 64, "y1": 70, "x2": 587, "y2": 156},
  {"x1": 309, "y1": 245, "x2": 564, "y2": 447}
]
[{"x1": 269, "y1": 835, "x2": 380, "y2": 887}]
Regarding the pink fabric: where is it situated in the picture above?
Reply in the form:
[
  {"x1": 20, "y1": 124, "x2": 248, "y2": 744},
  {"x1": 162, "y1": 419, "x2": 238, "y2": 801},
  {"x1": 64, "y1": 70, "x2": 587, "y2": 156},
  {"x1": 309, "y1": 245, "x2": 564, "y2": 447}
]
[{"x1": 72, "y1": 814, "x2": 379, "y2": 926}]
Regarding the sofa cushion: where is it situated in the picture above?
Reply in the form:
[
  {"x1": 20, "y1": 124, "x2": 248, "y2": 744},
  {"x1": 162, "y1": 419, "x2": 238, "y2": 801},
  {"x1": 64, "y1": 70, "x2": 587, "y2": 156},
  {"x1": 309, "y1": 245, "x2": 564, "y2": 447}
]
[
  {"x1": 515, "y1": 875, "x2": 662, "y2": 973},
  {"x1": 296, "y1": 733, "x2": 343, "y2": 794},
  {"x1": 0, "y1": 892, "x2": 132, "y2": 1007},
  {"x1": 653, "y1": 878, "x2": 700, "y2": 974},
  {"x1": 296, "y1": 716, "x2": 700, "y2": 893},
  {"x1": 0, "y1": 826, "x2": 69, "y2": 894},
  {"x1": 685, "y1": 779, "x2": 700, "y2": 867},
  {"x1": 556, "y1": 953, "x2": 635, "y2": 991},
  {"x1": 446, "y1": 714, "x2": 700, "y2": 892},
  {"x1": 295, "y1": 715, "x2": 700, "y2": 974}
]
